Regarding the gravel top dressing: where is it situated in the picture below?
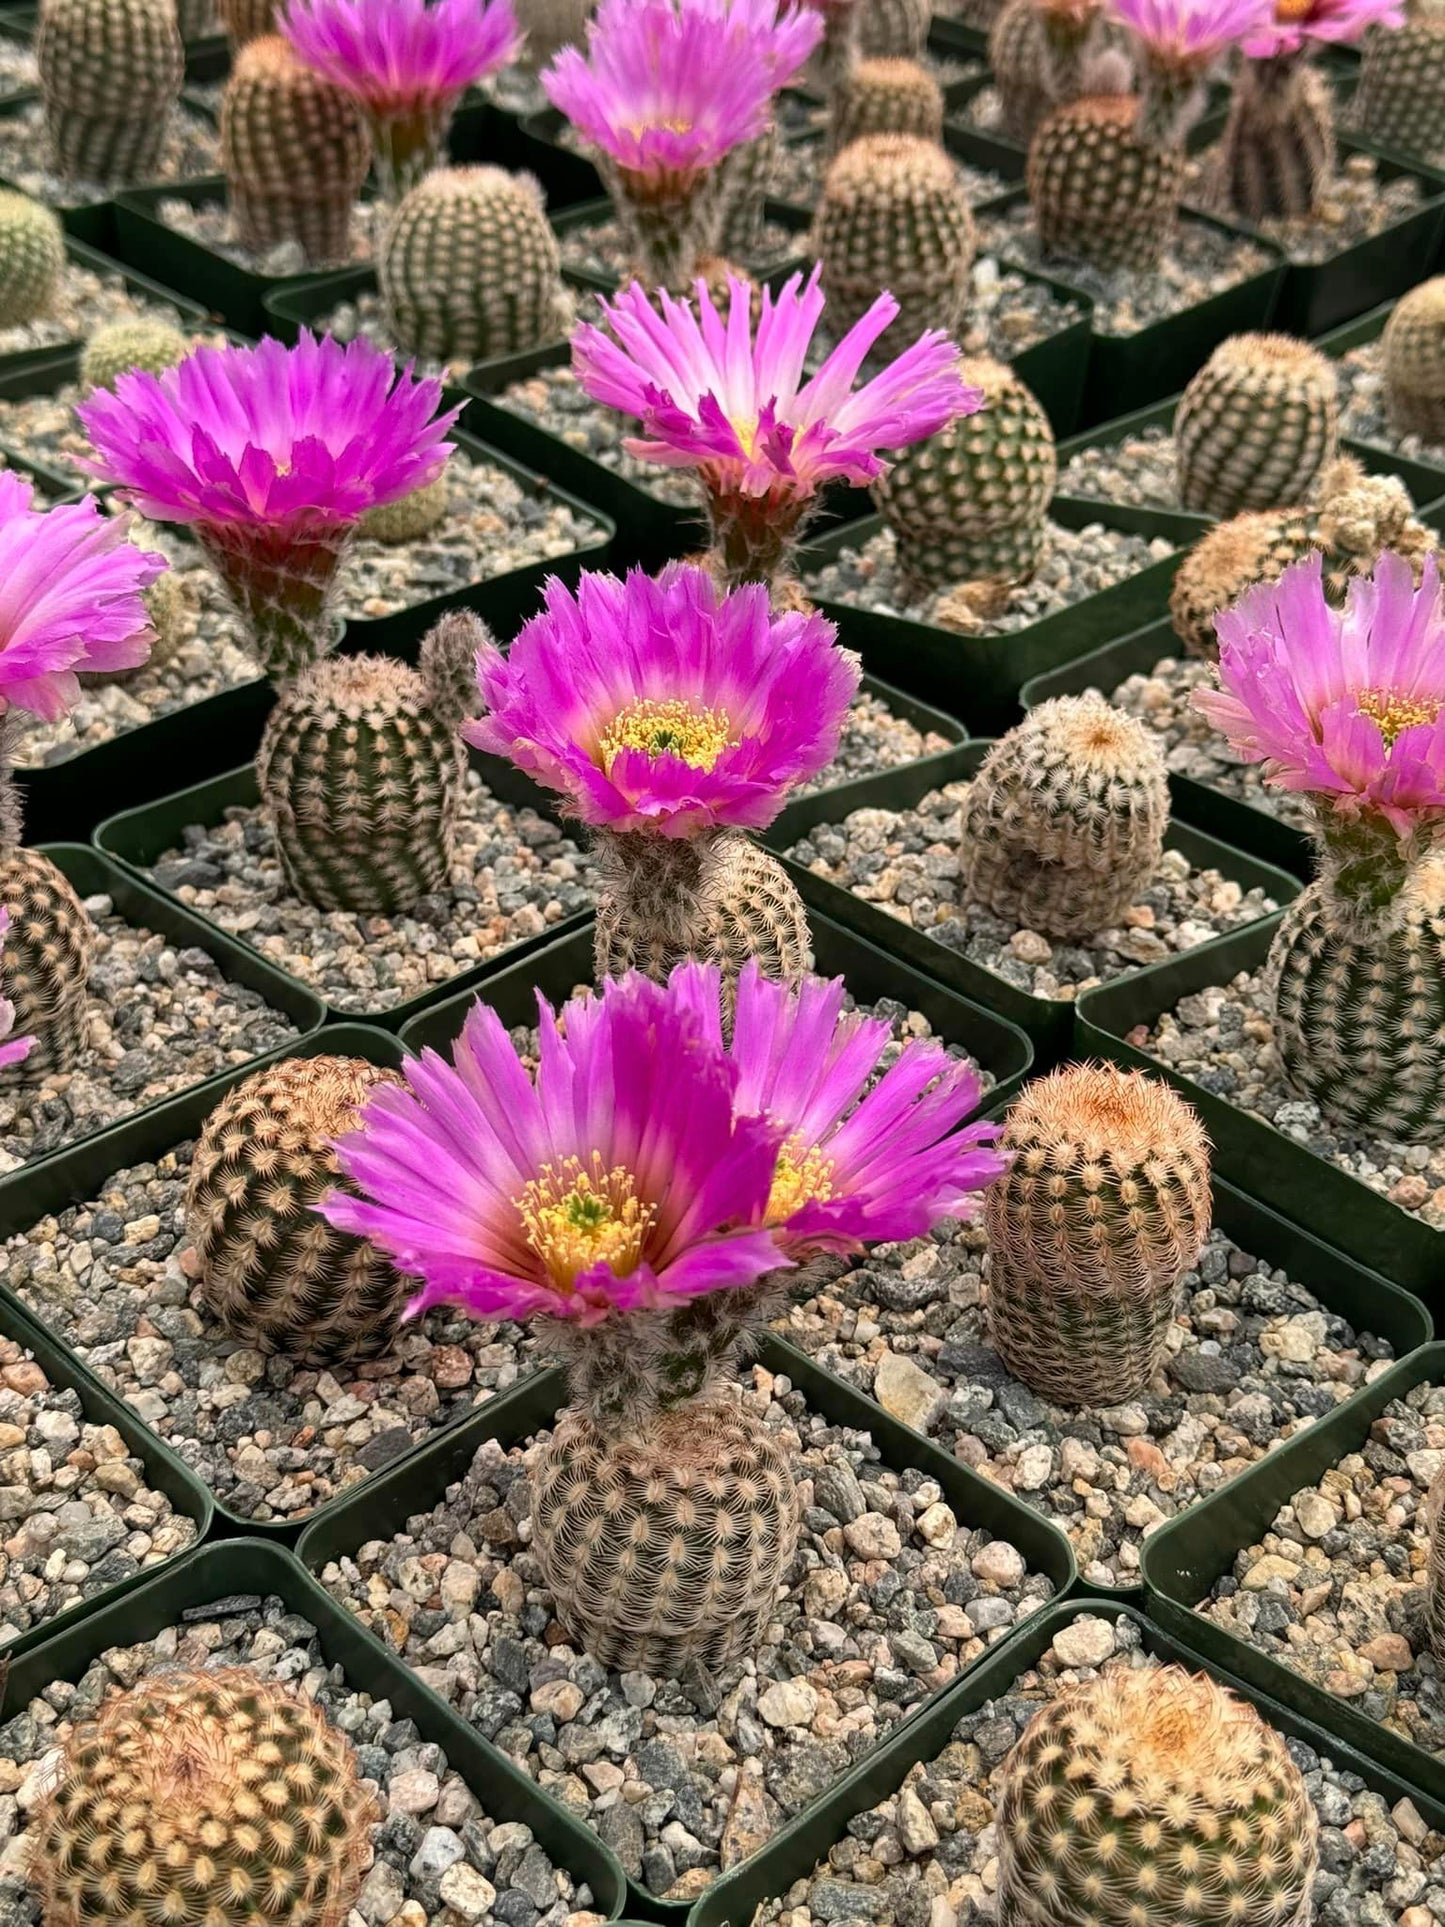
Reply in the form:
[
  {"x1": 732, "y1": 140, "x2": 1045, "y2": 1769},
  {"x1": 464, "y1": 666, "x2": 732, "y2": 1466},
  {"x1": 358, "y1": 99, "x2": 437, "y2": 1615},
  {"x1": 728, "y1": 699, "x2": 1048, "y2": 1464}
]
[
  {"x1": 0, "y1": 101, "x2": 219, "y2": 207},
  {"x1": 1056, "y1": 420, "x2": 1186, "y2": 512},
  {"x1": 1186, "y1": 150, "x2": 1427, "y2": 264},
  {"x1": 156, "y1": 191, "x2": 386, "y2": 276},
  {"x1": 0, "y1": 259, "x2": 195, "y2": 360},
  {"x1": 770, "y1": 139, "x2": 1010, "y2": 209},
  {"x1": 307, "y1": 283, "x2": 579, "y2": 385}
]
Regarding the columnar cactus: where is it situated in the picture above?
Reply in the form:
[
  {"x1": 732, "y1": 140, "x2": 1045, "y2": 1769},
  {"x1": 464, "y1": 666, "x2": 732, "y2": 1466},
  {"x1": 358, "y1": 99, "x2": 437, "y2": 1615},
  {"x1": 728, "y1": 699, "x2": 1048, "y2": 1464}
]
[
  {"x1": 828, "y1": 57, "x2": 945, "y2": 152},
  {"x1": 996, "y1": 1667, "x2": 1320, "y2": 1927},
  {"x1": 984, "y1": 1064, "x2": 1211, "y2": 1407},
  {"x1": 0, "y1": 194, "x2": 65, "y2": 328},
  {"x1": 256, "y1": 611, "x2": 484, "y2": 914},
  {"x1": 29, "y1": 1669, "x2": 376, "y2": 1927},
  {"x1": 516, "y1": 0, "x2": 595, "y2": 67},
  {"x1": 35, "y1": 0, "x2": 185, "y2": 185},
  {"x1": 79, "y1": 317, "x2": 190, "y2": 395},
  {"x1": 221, "y1": 35, "x2": 371, "y2": 264},
  {"x1": 379, "y1": 166, "x2": 565, "y2": 364},
  {"x1": 1384, "y1": 276, "x2": 1445, "y2": 443},
  {"x1": 1174, "y1": 333, "x2": 1339, "y2": 518},
  {"x1": 219, "y1": 0, "x2": 277, "y2": 47},
  {"x1": 857, "y1": 0, "x2": 931, "y2": 58},
  {"x1": 872, "y1": 356, "x2": 1057, "y2": 596},
  {"x1": 991, "y1": 0, "x2": 1108, "y2": 143},
  {"x1": 186, "y1": 1054, "x2": 408, "y2": 1363},
  {"x1": 719, "y1": 127, "x2": 781, "y2": 259},
  {"x1": 963, "y1": 695, "x2": 1170, "y2": 938},
  {"x1": 1356, "y1": 0, "x2": 1445, "y2": 160}
]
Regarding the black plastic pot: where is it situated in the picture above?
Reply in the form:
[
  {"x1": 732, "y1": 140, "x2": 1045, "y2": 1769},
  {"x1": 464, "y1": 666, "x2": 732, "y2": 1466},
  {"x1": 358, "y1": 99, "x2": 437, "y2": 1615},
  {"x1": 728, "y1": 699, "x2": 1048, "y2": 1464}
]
[
  {"x1": 1318, "y1": 297, "x2": 1445, "y2": 511},
  {"x1": 1143, "y1": 1341, "x2": 1445, "y2": 1807},
  {"x1": 0, "y1": 234, "x2": 213, "y2": 381},
  {"x1": 0, "y1": 1287, "x2": 213, "y2": 1661},
  {"x1": 687, "y1": 1593, "x2": 1445, "y2": 1927},
  {"x1": 296, "y1": 1333, "x2": 1075, "y2": 1923},
  {"x1": 0, "y1": 1535, "x2": 630, "y2": 1921},
  {"x1": 1074, "y1": 915, "x2": 1445, "y2": 1300},
  {"x1": 765, "y1": 740, "x2": 1300, "y2": 1061}
]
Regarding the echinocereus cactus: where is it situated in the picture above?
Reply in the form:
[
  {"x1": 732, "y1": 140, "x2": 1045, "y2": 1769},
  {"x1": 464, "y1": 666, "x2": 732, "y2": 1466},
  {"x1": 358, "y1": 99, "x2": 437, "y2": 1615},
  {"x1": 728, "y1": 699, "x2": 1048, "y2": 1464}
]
[
  {"x1": 29, "y1": 1668, "x2": 377, "y2": 1927},
  {"x1": 0, "y1": 193, "x2": 65, "y2": 329},
  {"x1": 574, "y1": 266, "x2": 979, "y2": 590},
  {"x1": 857, "y1": 0, "x2": 931, "y2": 57},
  {"x1": 985, "y1": 1064, "x2": 1211, "y2": 1407},
  {"x1": 325, "y1": 961, "x2": 1002, "y2": 1680},
  {"x1": 281, "y1": 0, "x2": 522, "y2": 198},
  {"x1": 828, "y1": 55, "x2": 945, "y2": 152},
  {"x1": 799, "y1": 0, "x2": 865, "y2": 89},
  {"x1": 990, "y1": 0, "x2": 1109, "y2": 143},
  {"x1": 0, "y1": 908, "x2": 34, "y2": 1073},
  {"x1": 79, "y1": 316, "x2": 190, "y2": 395},
  {"x1": 1383, "y1": 276, "x2": 1445, "y2": 443},
  {"x1": 35, "y1": 0, "x2": 185, "y2": 185},
  {"x1": 220, "y1": 0, "x2": 278, "y2": 47},
  {"x1": 1173, "y1": 333, "x2": 1339, "y2": 519},
  {"x1": 468, "y1": 564, "x2": 859, "y2": 1001},
  {"x1": 1195, "y1": 549, "x2": 1445, "y2": 1137},
  {"x1": 542, "y1": 0, "x2": 821, "y2": 288},
  {"x1": 1218, "y1": 0, "x2": 1404, "y2": 222},
  {"x1": 996, "y1": 1667, "x2": 1319, "y2": 1927},
  {"x1": 1356, "y1": 0, "x2": 1445, "y2": 162},
  {"x1": 0, "y1": 474, "x2": 164, "y2": 1084}
]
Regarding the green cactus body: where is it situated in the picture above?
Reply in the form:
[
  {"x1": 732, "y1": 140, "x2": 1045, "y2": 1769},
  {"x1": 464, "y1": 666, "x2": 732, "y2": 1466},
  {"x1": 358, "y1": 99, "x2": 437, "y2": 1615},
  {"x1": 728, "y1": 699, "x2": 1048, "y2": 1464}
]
[
  {"x1": 35, "y1": 0, "x2": 185, "y2": 185},
  {"x1": 963, "y1": 695, "x2": 1170, "y2": 938},
  {"x1": 872, "y1": 355, "x2": 1057, "y2": 596},
  {"x1": 1174, "y1": 333, "x2": 1339, "y2": 519},
  {"x1": 514, "y1": 0, "x2": 596, "y2": 69},
  {"x1": 1216, "y1": 52, "x2": 1334, "y2": 223},
  {"x1": 1356, "y1": 10, "x2": 1445, "y2": 161},
  {"x1": 218, "y1": 0, "x2": 276, "y2": 47},
  {"x1": 357, "y1": 467, "x2": 451, "y2": 544},
  {"x1": 79, "y1": 316, "x2": 190, "y2": 394},
  {"x1": 984, "y1": 1064, "x2": 1212, "y2": 1408},
  {"x1": 0, "y1": 193, "x2": 65, "y2": 328},
  {"x1": 828, "y1": 57, "x2": 945, "y2": 154},
  {"x1": 379, "y1": 166, "x2": 565, "y2": 363},
  {"x1": 1383, "y1": 277, "x2": 1445, "y2": 444},
  {"x1": 719, "y1": 126, "x2": 780, "y2": 261},
  {"x1": 1028, "y1": 93, "x2": 1184, "y2": 272},
  {"x1": 0, "y1": 844, "x2": 91, "y2": 1084},
  {"x1": 996, "y1": 1667, "x2": 1319, "y2": 1927},
  {"x1": 857, "y1": 0, "x2": 930, "y2": 60},
  {"x1": 80, "y1": 527, "x2": 190, "y2": 684},
  {"x1": 221, "y1": 35, "x2": 371, "y2": 265}
]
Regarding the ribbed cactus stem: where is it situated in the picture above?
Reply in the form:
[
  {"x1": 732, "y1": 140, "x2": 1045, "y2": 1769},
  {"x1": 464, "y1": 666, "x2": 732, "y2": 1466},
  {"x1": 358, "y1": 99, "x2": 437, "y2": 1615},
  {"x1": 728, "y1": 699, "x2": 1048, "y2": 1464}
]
[
  {"x1": 36, "y1": 0, "x2": 185, "y2": 185},
  {"x1": 1356, "y1": 3, "x2": 1445, "y2": 161},
  {"x1": 218, "y1": 0, "x2": 276, "y2": 48},
  {"x1": 1427, "y1": 1462, "x2": 1445, "y2": 1667},
  {"x1": 1383, "y1": 277, "x2": 1445, "y2": 443},
  {"x1": 0, "y1": 716, "x2": 92, "y2": 1085},
  {"x1": 719, "y1": 126, "x2": 780, "y2": 262},
  {"x1": 548, "y1": 1288, "x2": 785, "y2": 1432},
  {"x1": 194, "y1": 519, "x2": 350, "y2": 681},
  {"x1": 1174, "y1": 334, "x2": 1339, "y2": 519},
  {"x1": 829, "y1": 57, "x2": 944, "y2": 152},
  {"x1": 1217, "y1": 51, "x2": 1334, "y2": 222},
  {"x1": 601, "y1": 157, "x2": 727, "y2": 291},
  {"x1": 1028, "y1": 92, "x2": 1186, "y2": 271}
]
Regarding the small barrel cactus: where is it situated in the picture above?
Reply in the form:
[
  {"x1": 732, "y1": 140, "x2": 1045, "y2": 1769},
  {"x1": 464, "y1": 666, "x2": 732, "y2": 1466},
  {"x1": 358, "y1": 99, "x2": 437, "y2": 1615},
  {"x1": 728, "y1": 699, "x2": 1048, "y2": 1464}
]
[
  {"x1": 990, "y1": 0, "x2": 1109, "y2": 143},
  {"x1": 256, "y1": 611, "x2": 485, "y2": 915},
  {"x1": 379, "y1": 166, "x2": 565, "y2": 365},
  {"x1": 29, "y1": 1667, "x2": 377, "y2": 1927},
  {"x1": 962, "y1": 695, "x2": 1170, "y2": 939},
  {"x1": 0, "y1": 845, "x2": 92, "y2": 1083},
  {"x1": 996, "y1": 1665, "x2": 1319, "y2": 1927},
  {"x1": 1383, "y1": 276, "x2": 1445, "y2": 444},
  {"x1": 984, "y1": 1064, "x2": 1211, "y2": 1408},
  {"x1": 813, "y1": 133, "x2": 975, "y2": 350},
  {"x1": 79, "y1": 316, "x2": 190, "y2": 395},
  {"x1": 515, "y1": 0, "x2": 596, "y2": 68},
  {"x1": 857, "y1": 0, "x2": 931, "y2": 58},
  {"x1": 1217, "y1": 52, "x2": 1334, "y2": 223},
  {"x1": 186, "y1": 1053, "x2": 409, "y2": 1363},
  {"x1": 221, "y1": 35, "x2": 371, "y2": 265},
  {"x1": 35, "y1": 0, "x2": 185, "y2": 185},
  {"x1": 719, "y1": 128, "x2": 780, "y2": 262},
  {"x1": 828, "y1": 57, "x2": 945, "y2": 153},
  {"x1": 219, "y1": 0, "x2": 277, "y2": 47},
  {"x1": 357, "y1": 465, "x2": 451, "y2": 544},
  {"x1": 0, "y1": 193, "x2": 65, "y2": 329},
  {"x1": 1356, "y1": 1, "x2": 1445, "y2": 162},
  {"x1": 1028, "y1": 92, "x2": 1184, "y2": 271},
  {"x1": 1174, "y1": 333, "x2": 1339, "y2": 519},
  {"x1": 872, "y1": 355, "x2": 1057, "y2": 597}
]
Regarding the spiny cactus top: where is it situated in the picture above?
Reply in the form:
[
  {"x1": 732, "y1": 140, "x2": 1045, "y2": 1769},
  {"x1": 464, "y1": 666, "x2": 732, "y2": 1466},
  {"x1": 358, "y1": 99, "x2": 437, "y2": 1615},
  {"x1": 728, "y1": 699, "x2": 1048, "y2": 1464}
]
[
  {"x1": 0, "y1": 907, "x2": 33, "y2": 1069},
  {"x1": 1240, "y1": 0, "x2": 1403, "y2": 52},
  {"x1": 468, "y1": 563, "x2": 860, "y2": 835},
  {"x1": 75, "y1": 332, "x2": 457, "y2": 680},
  {"x1": 573, "y1": 266, "x2": 980, "y2": 585}
]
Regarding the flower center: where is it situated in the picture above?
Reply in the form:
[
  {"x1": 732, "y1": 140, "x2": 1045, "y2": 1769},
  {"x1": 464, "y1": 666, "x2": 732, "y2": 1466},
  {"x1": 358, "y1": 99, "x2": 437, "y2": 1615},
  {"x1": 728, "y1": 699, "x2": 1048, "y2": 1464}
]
[
  {"x1": 767, "y1": 1135, "x2": 836, "y2": 1226},
  {"x1": 598, "y1": 698, "x2": 733, "y2": 774},
  {"x1": 1274, "y1": 0, "x2": 1314, "y2": 18},
  {"x1": 1356, "y1": 686, "x2": 1444, "y2": 746},
  {"x1": 516, "y1": 1153, "x2": 655, "y2": 1292}
]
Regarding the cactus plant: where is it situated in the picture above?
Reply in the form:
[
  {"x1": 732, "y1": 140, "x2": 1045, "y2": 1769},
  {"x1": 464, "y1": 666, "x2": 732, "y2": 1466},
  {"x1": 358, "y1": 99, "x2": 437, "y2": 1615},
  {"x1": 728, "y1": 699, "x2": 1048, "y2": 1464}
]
[
  {"x1": 990, "y1": 0, "x2": 1109, "y2": 142},
  {"x1": 220, "y1": 0, "x2": 277, "y2": 46},
  {"x1": 0, "y1": 194, "x2": 65, "y2": 328},
  {"x1": 1356, "y1": 0, "x2": 1445, "y2": 161},
  {"x1": 1174, "y1": 333, "x2": 1339, "y2": 518},
  {"x1": 516, "y1": 0, "x2": 595, "y2": 67},
  {"x1": 1383, "y1": 276, "x2": 1445, "y2": 444},
  {"x1": 79, "y1": 522, "x2": 193, "y2": 684},
  {"x1": 996, "y1": 1666, "x2": 1319, "y2": 1927},
  {"x1": 79, "y1": 317, "x2": 190, "y2": 395},
  {"x1": 962, "y1": 694, "x2": 1170, "y2": 938},
  {"x1": 984, "y1": 1063, "x2": 1212, "y2": 1408},
  {"x1": 872, "y1": 355, "x2": 1057, "y2": 597},
  {"x1": 719, "y1": 127, "x2": 781, "y2": 260},
  {"x1": 1427, "y1": 1463, "x2": 1445, "y2": 1665},
  {"x1": 35, "y1": 0, "x2": 185, "y2": 185},
  {"x1": 828, "y1": 56, "x2": 945, "y2": 153},
  {"x1": 29, "y1": 1668, "x2": 376, "y2": 1927},
  {"x1": 857, "y1": 0, "x2": 931, "y2": 58},
  {"x1": 177, "y1": 0, "x2": 217, "y2": 36},
  {"x1": 187, "y1": 1053, "x2": 408, "y2": 1363},
  {"x1": 379, "y1": 166, "x2": 565, "y2": 364},
  {"x1": 357, "y1": 466, "x2": 450, "y2": 543}
]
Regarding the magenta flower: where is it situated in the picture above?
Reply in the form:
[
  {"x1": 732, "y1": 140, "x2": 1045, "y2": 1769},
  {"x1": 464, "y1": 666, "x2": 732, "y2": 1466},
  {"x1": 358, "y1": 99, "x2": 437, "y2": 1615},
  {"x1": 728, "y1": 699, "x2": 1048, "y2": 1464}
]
[
  {"x1": 76, "y1": 333, "x2": 457, "y2": 679},
  {"x1": 0, "y1": 472, "x2": 165, "y2": 724},
  {"x1": 0, "y1": 908, "x2": 34, "y2": 1072},
  {"x1": 1194, "y1": 550, "x2": 1445, "y2": 840},
  {"x1": 1241, "y1": 0, "x2": 1402, "y2": 55},
  {"x1": 324, "y1": 970, "x2": 788, "y2": 1324},
  {"x1": 1113, "y1": 0, "x2": 1274, "y2": 64},
  {"x1": 467, "y1": 564, "x2": 859, "y2": 836},
  {"x1": 672, "y1": 960, "x2": 1009, "y2": 1257}
]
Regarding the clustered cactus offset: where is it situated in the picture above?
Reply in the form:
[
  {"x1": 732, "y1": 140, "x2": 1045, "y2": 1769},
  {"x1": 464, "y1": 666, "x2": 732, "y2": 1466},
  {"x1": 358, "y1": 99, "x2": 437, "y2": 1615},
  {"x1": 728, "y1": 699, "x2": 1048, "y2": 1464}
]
[{"x1": 1174, "y1": 332, "x2": 1339, "y2": 518}]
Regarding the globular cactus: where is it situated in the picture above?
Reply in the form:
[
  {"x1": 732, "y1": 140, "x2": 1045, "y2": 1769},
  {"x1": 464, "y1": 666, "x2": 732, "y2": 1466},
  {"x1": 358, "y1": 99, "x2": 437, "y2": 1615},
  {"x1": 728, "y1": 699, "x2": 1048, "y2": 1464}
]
[
  {"x1": 379, "y1": 166, "x2": 565, "y2": 364},
  {"x1": 0, "y1": 194, "x2": 65, "y2": 329},
  {"x1": 1028, "y1": 93, "x2": 1185, "y2": 271},
  {"x1": 186, "y1": 1053, "x2": 409, "y2": 1363},
  {"x1": 962, "y1": 695, "x2": 1170, "y2": 938},
  {"x1": 719, "y1": 127, "x2": 780, "y2": 262},
  {"x1": 1216, "y1": 55, "x2": 1334, "y2": 224},
  {"x1": 80, "y1": 522, "x2": 192, "y2": 683},
  {"x1": 990, "y1": 0, "x2": 1109, "y2": 144},
  {"x1": 0, "y1": 846, "x2": 91, "y2": 1083},
  {"x1": 219, "y1": 0, "x2": 276, "y2": 48},
  {"x1": 221, "y1": 36, "x2": 371, "y2": 265},
  {"x1": 79, "y1": 316, "x2": 190, "y2": 395},
  {"x1": 1356, "y1": 2, "x2": 1445, "y2": 162},
  {"x1": 514, "y1": 0, "x2": 596, "y2": 69},
  {"x1": 1383, "y1": 276, "x2": 1445, "y2": 445},
  {"x1": 984, "y1": 1064, "x2": 1211, "y2": 1408},
  {"x1": 35, "y1": 0, "x2": 185, "y2": 186},
  {"x1": 1174, "y1": 334, "x2": 1339, "y2": 519},
  {"x1": 255, "y1": 610, "x2": 485, "y2": 915},
  {"x1": 29, "y1": 1668, "x2": 377, "y2": 1927},
  {"x1": 357, "y1": 466, "x2": 451, "y2": 544},
  {"x1": 872, "y1": 355, "x2": 1057, "y2": 596},
  {"x1": 813, "y1": 134, "x2": 975, "y2": 351},
  {"x1": 177, "y1": 0, "x2": 217, "y2": 37},
  {"x1": 996, "y1": 1666, "x2": 1319, "y2": 1927},
  {"x1": 857, "y1": 0, "x2": 931, "y2": 59},
  {"x1": 828, "y1": 57, "x2": 945, "y2": 155},
  {"x1": 1426, "y1": 1461, "x2": 1445, "y2": 1666}
]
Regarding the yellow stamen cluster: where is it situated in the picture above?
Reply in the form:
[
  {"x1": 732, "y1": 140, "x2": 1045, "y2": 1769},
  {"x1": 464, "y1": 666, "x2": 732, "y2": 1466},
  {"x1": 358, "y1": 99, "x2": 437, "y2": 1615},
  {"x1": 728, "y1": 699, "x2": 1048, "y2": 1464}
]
[
  {"x1": 1274, "y1": 0, "x2": 1315, "y2": 19},
  {"x1": 767, "y1": 1135, "x2": 836, "y2": 1227},
  {"x1": 517, "y1": 1153, "x2": 655, "y2": 1290},
  {"x1": 598, "y1": 698, "x2": 734, "y2": 774},
  {"x1": 1357, "y1": 686, "x2": 1444, "y2": 746}
]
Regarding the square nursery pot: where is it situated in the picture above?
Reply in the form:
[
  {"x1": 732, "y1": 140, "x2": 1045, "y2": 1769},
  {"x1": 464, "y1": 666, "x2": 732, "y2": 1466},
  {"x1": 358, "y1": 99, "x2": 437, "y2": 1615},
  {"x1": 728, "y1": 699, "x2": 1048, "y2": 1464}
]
[
  {"x1": 1073, "y1": 915, "x2": 1445, "y2": 1300},
  {"x1": 764, "y1": 740, "x2": 1301, "y2": 1062},
  {"x1": 0, "y1": 1535, "x2": 630, "y2": 1922},
  {"x1": 1318, "y1": 297, "x2": 1445, "y2": 515},
  {"x1": 1142, "y1": 1340, "x2": 1445, "y2": 1807},
  {"x1": 0, "y1": 1286, "x2": 212, "y2": 1662},
  {"x1": 294, "y1": 1337, "x2": 1076, "y2": 1923},
  {"x1": 684, "y1": 1593, "x2": 1445, "y2": 1927}
]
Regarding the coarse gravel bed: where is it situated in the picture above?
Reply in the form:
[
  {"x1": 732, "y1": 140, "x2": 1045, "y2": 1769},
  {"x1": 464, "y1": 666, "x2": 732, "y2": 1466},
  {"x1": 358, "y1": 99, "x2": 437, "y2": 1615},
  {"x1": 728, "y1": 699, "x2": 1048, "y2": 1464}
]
[
  {"x1": 767, "y1": 137, "x2": 1008, "y2": 210},
  {"x1": 1056, "y1": 420, "x2": 1189, "y2": 513},
  {"x1": 1333, "y1": 334, "x2": 1445, "y2": 473},
  {"x1": 0, "y1": 101, "x2": 218, "y2": 207},
  {"x1": 154, "y1": 191, "x2": 386, "y2": 276},
  {"x1": 316, "y1": 1359, "x2": 1054, "y2": 1903},
  {"x1": 0, "y1": 1335, "x2": 197, "y2": 1647},
  {"x1": 0, "y1": 260, "x2": 196, "y2": 361},
  {"x1": 1186, "y1": 149, "x2": 1427, "y2": 265},
  {"x1": 0, "y1": 1593, "x2": 603, "y2": 1927},
  {"x1": 0, "y1": 888, "x2": 304, "y2": 1171},
  {"x1": 557, "y1": 213, "x2": 807, "y2": 287},
  {"x1": 750, "y1": 1611, "x2": 1440, "y2": 1927},
  {"x1": 0, "y1": 345, "x2": 233, "y2": 488}
]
